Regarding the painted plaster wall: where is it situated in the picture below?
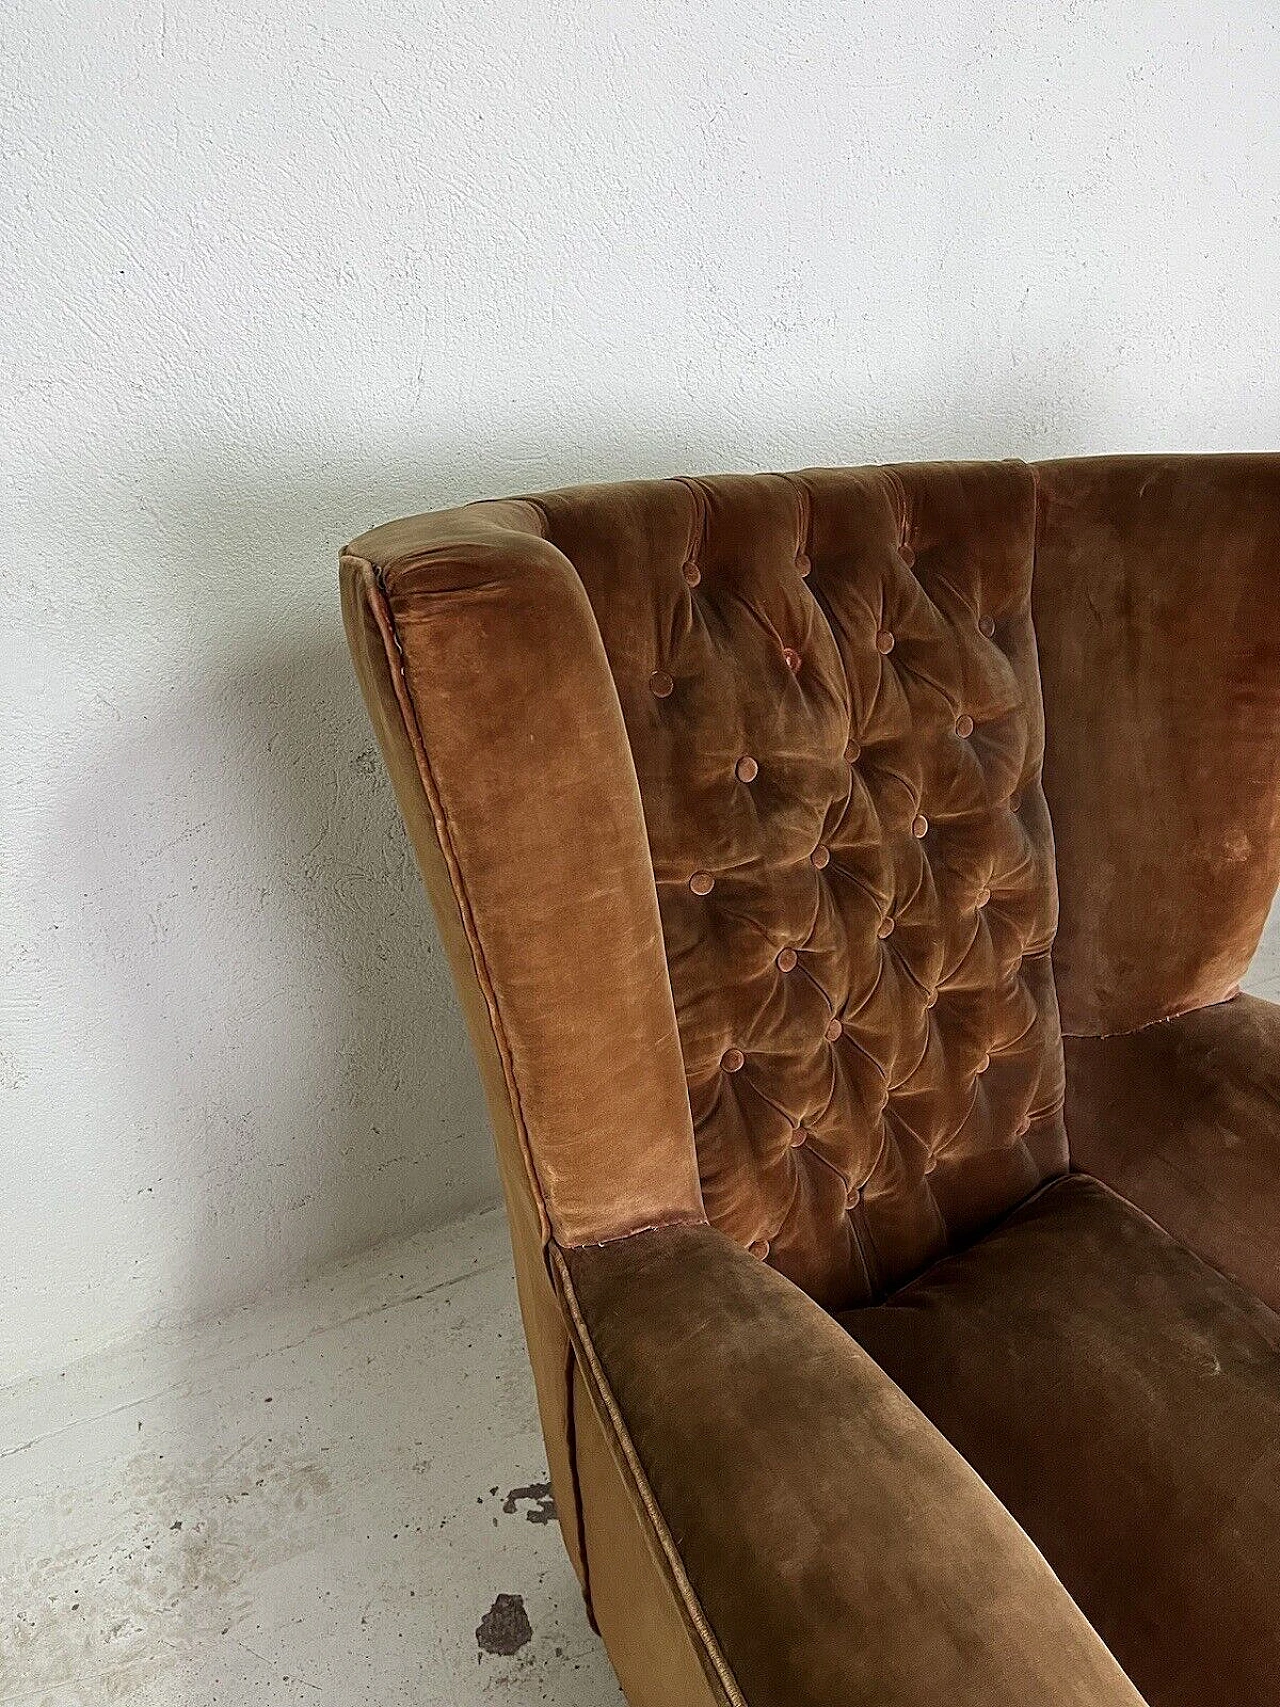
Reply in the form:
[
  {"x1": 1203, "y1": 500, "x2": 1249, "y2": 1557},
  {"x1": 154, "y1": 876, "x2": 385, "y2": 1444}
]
[{"x1": 4, "y1": 0, "x2": 1278, "y2": 1385}]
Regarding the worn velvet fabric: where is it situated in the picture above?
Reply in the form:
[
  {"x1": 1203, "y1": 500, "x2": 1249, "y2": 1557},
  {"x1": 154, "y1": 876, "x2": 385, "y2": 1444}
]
[
  {"x1": 353, "y1": 465, "x2": 1067, "y2": 1308},
  {"x1": 344, "y1": 509, "x2": 705, "y2": 1250},
  {"x1": 563, "y1": 1221, "x2": 1143, "y2": 1707},
  {"x1": 843, "y1": 1175, "x2": 1280, "y2": 1707},
  {"x1": 342, "y1": 454, "x2": 1280, "y2": 1707},
  {"x1": 1065, "y1": 993, "x2": 1280, "y2": 1313},
  {"x1": 1034, "y1": 454, "x2": 1280, "y2": 1036},
  {"x1": 537, "y1": 465, "x2": 1066, "y2": 1308}
]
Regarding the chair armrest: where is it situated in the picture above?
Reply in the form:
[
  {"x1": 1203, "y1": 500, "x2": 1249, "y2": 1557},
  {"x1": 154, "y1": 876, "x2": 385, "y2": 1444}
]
[
  {"x1": 558, "y1": 1223, "x2": 1144, "y2": 1707},
  {"x1": 1066, "y1": 993, "x2": 1280, "y2": 1313}
]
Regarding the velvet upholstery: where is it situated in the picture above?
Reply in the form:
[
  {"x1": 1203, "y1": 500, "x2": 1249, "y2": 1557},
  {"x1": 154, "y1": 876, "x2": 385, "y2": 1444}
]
[
  {"x1": 534, "y1": 464, "x2": 1066, "y2": 1308},
  {"x1": 844, "y1": 1175, "x2": 1280, "y2": 1707},
  {"x1": 562, "y1": 1221, "x2": 1143, "y2": 1707},
  {"x1": 341, "y1": 453, "x2": 1280, "y2": 1707},
  {"x1": 1065, "y1": 993, "x2": 1280, "y2": 1313},
  {"x1": 1034, "y1": 454, "x2": 1280, "y2": 1036}
]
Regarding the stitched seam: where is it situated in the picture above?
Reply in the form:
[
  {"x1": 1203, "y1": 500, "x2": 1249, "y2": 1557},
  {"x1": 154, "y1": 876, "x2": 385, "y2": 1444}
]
[
  {"x1": 347, "y1": 552, "x2": 552, "y2": 1246},
  {"x1": 780, "y1": 469, "x2": 813, "y2": 559},
  {"x1": 1062, "y1": 987, "x2": 1244, "y2": 1040},
  {"x1": 670, "y1": 476, "x2": 707, "y2": 563},
  {"x1": 564, "y1": 1215, "x2": 707, "y2": 1251},
  {"x1": 551, "y1": 1244, "x2": 746, "y2": 1707},
  {"x1": 885, "y1": 465, "x2": 911, "y2": 546},
  {"x1": 561, "y1": 1338, "x2": 594, "y2": 1624}
]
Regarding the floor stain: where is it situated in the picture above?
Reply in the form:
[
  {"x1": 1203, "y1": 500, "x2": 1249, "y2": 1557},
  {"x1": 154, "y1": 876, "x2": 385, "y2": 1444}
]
[
  {"x1": 476, "y1": 1593, "x2": 532, "y2": 1657},
  {"x1": 501, "y1": 1482, "x2": 556, "y2": 1524}
]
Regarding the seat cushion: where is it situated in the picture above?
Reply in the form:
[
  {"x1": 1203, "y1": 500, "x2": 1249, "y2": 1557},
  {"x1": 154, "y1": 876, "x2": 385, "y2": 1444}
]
[{"x1": 841, "y1": 1174, "x2": 1280, "y2": 1707}]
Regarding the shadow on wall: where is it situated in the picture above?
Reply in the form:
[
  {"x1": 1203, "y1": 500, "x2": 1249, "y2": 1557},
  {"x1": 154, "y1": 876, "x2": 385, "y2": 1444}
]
[
  {"x1": 53, "y1": 396, "x2": 1102, "y2": 1341},
  {"x1": 58, "y1": 608, "x2": 495, "y2": 1325},
  {"x1": 49, "y1": 428, "x2": 735, "y2": 1337}
]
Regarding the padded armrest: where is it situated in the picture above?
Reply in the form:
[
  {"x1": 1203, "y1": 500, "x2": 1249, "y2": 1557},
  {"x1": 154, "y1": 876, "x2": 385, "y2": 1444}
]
[
  {"x1": 558, "y1": 1223, "x2": 1145, "y2": 1707},
  {"x1": 1066, "y1": 993, "x2": 1280, "y2": 1314}
]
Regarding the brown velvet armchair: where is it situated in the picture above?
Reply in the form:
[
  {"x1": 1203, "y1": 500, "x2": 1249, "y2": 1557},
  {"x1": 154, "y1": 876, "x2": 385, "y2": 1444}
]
[{"x1": 341, "y1": 456, "x2": 1280, "y2": 1707}]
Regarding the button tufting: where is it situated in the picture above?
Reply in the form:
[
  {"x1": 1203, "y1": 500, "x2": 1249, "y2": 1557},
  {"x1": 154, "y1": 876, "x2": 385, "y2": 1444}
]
[
  {"x1": 782, "y1": 646, "x2": 802, "y2": 674},
  {"x1": 1016, "y1": 1116, "x2": 1032, "y2": 1137},
  {"x1": 791, "y1": 1124, "x2": 808, "y2": 1147},
  {"x1": 976, "y1": 886, "x2": 992, "y2": 909},
  {"x1": 776, "y1": 947, "x2": 797, "y2": 972},
  {"x1": 875, "y1": 630, "x2": 895, "y2": 654},
  {"x1": 824, "y1": 1018, "x2": 843, "y2": 1043},
  {"x1": 912, "y1": 813, "x2": 928, "y2": 838},
  {"x1": 796, "y1": 553, "x2": 811, "y2": 578},
  {"x1": 735, "y1": 755, "x2": 759, "y2": 783},
  {"x1": 977, "y1": 1054, "x2": 991, "y2": 1074},
  {"x1": 845, "y1": 738, "x2": 861, "y2": 763},
  {"x1": 899, "y1": 543, "x2": 916, "y2": 568},
  {"x1": 955, "y1": 713, "x2": 974, "y2": 738},
  {"x1": 978, "y1": 614, "x2": 996, "y2": 638},
  {"x1": 721, "y1": 1048, "x2": 745, "y2": 1073},
  {"x1": 682, "y1": 560, "x2": 701, "y2": 587},
  {"x1": 847, "y1": 1181, "x2": 863, "y2": 1205},
  {"x1": 1009, "y1": 792, "x2": 1022, "y2": 812},
  {"x1": 748, "y1": 1238, "x2": 770, "y2": 1259},
  {"x1": 810, "y1": 844, "x2": 831, "y2": 870},
  {"x1": 649, "y1": 670, "x2": 674, "y2": 698},
  {"x1": 877, "y1": 916, "x2": 895, "y2": 939},
  {"x1": 924, "y1": 1157, "x2": 938, "y2": 1176},
  {"x1": 925, "y1": 989, "x2": 938, "y2": 1008},
  {"x1": 689, "y1": 870, "x2": 715, "y2": 895}
]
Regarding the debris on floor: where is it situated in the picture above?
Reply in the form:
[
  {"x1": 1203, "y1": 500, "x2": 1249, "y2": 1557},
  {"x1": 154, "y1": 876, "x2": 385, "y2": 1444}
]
[{"x1": 0, "y1": 1204, "x2": 623, "y2": 1705}]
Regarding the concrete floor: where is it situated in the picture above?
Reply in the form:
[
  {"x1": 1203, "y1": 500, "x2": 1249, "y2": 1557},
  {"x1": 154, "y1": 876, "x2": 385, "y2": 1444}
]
[
  {"x1": 8, "y1": 919, "x2": 1280, "y2": 1705},
  {"x1": 0, "y1": 1205, "x2": 625, "y2": 1707}
]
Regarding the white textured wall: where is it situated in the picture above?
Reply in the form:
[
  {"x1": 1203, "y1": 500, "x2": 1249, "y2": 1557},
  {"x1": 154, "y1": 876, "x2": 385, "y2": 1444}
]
[{"x1": 4, "y1": 0, "x2": 1278, "y2": 1386}]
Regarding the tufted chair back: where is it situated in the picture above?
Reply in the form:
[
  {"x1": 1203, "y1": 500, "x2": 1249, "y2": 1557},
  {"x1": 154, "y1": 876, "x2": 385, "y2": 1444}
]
[
  {"x1": 350, "y1": 463, "x2": 1071, "y2": 1321},
  {"x1": 524, "y1": 463, "x2": 1064, "y2": 1308}
]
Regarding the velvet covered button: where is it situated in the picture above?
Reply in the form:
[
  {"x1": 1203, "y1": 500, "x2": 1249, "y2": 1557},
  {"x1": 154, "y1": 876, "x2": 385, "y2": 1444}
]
[
  {"x1": 977, "y1": 1054, "x2": 991, "y2": 1074},
  {"x1": 776, "y1": 947, "x2": 798, "y2": 972},
  {"x1": 925, "y1": 989, "x2": 938, "y2": 1009},
  {"x1": 978, "y1": 614, "x2": 996, "y2": 638},
  {"x1": 875, "y1": 630, "x2": 895, "y2": 654},
  {"x1": 682, "y1": 560, "x2": 701, "y2": 587},
  {"x1": 1009, "y1": 792, "x2": 1022, "y2": 812},
  {"x1": 899, "y1": 543, "x2": 916, "y2": 567},
  {"x1": 845, "y1": 738, "x2": 861, "y2": 763},
  {"x1": 721, "y1": 1048, "x2": 745, "y2": 1073},
  {"x1": 912, "y1": 814, "x2": 928, "y2": 838},
  {"x1": 810, "y1": 844, "x2": 830, "y2": 870},
  {"x1": 649, "y1": 670, "x2": 674, "y2": 698},
  {"x1": 955, "y1": 713, "x2": 974, "y2": 738},
  {"x1": 748, "y1": 1238, "x2": 770, "y2": 1259},
  {"x1": 1016, "y1": 1116, "x2": 1032, "y2": 1137},
  {"x1": 976, "y1": 886, "x2": 992, "y2": 908},
  {"x1": 791, "y1": 1124, "x2": 808, "y2": 1147},
  {"x1": 735, "y1": 755, "x2": 758, "y2": 783},
  {"x1": 877, "y1": 916, "x2": 895, "y2": 938},
  {"x1": 824, "y1": 1017, "x2": 843, "y2": 1043},
  {"x1": 782, "y1": 645, "x2": 802, "y2": 674},
  {"x1": 846, "y1": 1181, "x2": 863, "y2": 1205},
  {"x1": 689, "y1": 870, "x2": 715, "y2": 895},
  {"x1": 796, "y1": 552, "x2": 811, "y2": 578}
]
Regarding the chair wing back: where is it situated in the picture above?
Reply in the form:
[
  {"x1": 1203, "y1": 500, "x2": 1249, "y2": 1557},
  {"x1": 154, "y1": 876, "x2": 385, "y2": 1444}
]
[
  {"x1": 344, "y1": 460, "x2": 1067, "y2": 1313},
  {"x1": 1034, "y1": 454, "x2": 1280, "y2": 1036}
]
